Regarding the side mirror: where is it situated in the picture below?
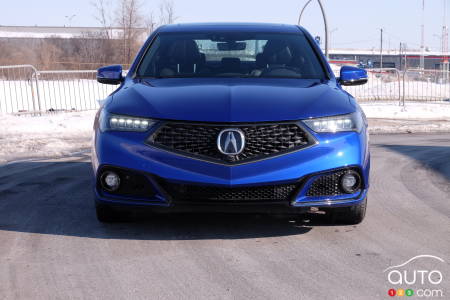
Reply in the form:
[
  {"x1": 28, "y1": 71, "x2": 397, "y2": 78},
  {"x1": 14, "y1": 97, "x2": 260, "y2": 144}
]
[
  {"x1": 97, "y1": 65, "x2": 123, "y2": 85},
  {"x1": 339, "y1": 66, "x2": 368, "y2": 86}
]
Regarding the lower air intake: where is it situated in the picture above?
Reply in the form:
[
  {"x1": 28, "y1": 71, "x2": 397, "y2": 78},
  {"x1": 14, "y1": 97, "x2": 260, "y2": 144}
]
[{"x1": 159, "y1": 181, "x2": 299, "y2": 203}]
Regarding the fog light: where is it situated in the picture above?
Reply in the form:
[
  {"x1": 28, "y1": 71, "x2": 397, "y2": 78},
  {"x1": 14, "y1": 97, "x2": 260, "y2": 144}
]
[
  {"x1": 340, "y1": 171, "x2": 361, "y2": 194},
  {"x1": 101, "y1": 171, "x2": 120, "y2": 192}
]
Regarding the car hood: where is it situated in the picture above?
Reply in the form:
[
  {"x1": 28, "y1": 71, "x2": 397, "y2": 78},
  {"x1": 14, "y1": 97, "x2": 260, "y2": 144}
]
[{"x1": 108, "y1": 78, "x2": 355, "y2": 122}]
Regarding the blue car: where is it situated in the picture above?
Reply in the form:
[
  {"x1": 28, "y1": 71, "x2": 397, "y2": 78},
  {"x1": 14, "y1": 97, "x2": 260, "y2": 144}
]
[{"x1": 92, "y1": 23, "x2": 370, "y2": 224}]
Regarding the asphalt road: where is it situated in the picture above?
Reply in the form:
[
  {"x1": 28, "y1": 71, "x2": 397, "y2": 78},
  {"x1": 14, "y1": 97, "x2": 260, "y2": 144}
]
[{"x1": 0, "y1": 134, "x2": 449, "y2": 300}]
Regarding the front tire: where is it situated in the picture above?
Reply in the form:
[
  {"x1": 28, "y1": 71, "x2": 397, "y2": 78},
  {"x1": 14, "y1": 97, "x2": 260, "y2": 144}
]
[
  {"x1": 96, "y1": 203, "x2": 125, "y2": 223},
  {"x1": 330, "y1": 197, "x2": 367, "y2": 225}
]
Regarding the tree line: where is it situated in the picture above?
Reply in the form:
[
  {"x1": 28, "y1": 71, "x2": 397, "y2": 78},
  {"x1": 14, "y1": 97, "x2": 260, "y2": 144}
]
[{"x1": 0, "y1": 0, "x2": 177, "y2": 70}]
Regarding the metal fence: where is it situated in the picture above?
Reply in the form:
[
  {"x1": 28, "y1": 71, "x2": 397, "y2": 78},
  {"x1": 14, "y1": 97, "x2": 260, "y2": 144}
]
[
  {"x1": 344, "y1": 68, "x2": 402, "y2": 101},
  {"x1": 37, "y1": 70, "x2": 116, "y2": 111},
  {"x1": 0, "y1": 65, "x2": 117, "y2": 114},
  {"x1": 344, "y1": 68, "x2": 450, "y2": 103},
  {"x1": 402, "y1": 69, "x2": 450, "y2": 102},
  {"x1": 0, "y1": 65, "x2": 40, "y2": 113},
  {"x1": 1, "y1": 65, "x2": 450, "y2": 114}
]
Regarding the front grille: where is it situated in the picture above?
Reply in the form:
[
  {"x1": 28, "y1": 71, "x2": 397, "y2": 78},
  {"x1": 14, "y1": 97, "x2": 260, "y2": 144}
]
[
  {"x1": 306, "y1": 170, "x2": 358, "y2": 197},
  {"x1": 159, "y1": 181, "x2": 299, "y2": 203},
  {"x1": 148, "y1": 122, "x2": 312, "y2": 164}
]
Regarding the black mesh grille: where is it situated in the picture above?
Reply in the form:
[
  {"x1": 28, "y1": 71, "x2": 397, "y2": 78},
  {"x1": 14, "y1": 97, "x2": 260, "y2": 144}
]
[
  {"x1": 148, "y1": 122, "x2": 312, "y2": 164},
  {"x1": 306, "y1": 170, "x2": 356, "y2": 197},
  {"x1": 160, "y1": 181, "x2": 299, "y2": 203}
]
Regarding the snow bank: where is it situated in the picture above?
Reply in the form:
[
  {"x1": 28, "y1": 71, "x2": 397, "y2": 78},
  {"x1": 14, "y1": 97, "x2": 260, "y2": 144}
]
[
  {"x1": 360, "y1": 102, "x2": 450, "y2": 120},
  {"x1": 0, "y1": 111, "x2": 96, "y2": 164}
]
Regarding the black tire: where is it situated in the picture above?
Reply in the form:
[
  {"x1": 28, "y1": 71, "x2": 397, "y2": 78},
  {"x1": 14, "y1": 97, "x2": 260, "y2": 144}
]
[
  {"x1": 329, "y1": 197, "x2": 367, "y2": 225},
  {"x1": 96, "y1": 203, "x2": 124, "y2": 223}
]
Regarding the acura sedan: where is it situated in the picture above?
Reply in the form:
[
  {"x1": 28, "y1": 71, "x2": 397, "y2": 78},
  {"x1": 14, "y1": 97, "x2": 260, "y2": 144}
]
[{"x1": 92, "y1": 23, "x2": 370, "y2": 224}]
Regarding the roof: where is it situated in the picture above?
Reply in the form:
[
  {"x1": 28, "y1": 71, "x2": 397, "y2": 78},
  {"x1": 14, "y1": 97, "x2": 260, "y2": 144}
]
[{"x1": 157, "y1": 23, "x2": 302, "y2": 33}]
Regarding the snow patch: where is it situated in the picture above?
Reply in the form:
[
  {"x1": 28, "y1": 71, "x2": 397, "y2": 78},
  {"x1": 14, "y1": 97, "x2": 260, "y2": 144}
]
[
  {"x1": 1, "y1": 102, "x2": 450, "y2": 164},
  {"x1": 0, "y1": 111, "x2": 95, "y2": 164},
  {"x1": 360, "y1": 102, "x2": 450, "y2": 120}
]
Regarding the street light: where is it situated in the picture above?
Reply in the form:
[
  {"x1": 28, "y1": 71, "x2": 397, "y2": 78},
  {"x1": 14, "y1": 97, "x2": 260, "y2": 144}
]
[{"x1": 298, "y1": 0, "x2": 330, "y2": 59}]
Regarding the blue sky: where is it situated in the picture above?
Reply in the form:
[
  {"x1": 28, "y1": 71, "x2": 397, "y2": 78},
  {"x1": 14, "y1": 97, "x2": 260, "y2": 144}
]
[{"x1": 0, "y1": 0, "x2": 448, "y2": 51}]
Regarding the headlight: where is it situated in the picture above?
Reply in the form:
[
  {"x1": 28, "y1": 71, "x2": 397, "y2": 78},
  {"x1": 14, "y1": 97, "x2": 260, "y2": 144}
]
[
  {"x1": 303, "y1": 112, "x2": 363, "y2": 133},
  {"x1": 99, "y1": 111, "x2": 155, "y2": 132}
]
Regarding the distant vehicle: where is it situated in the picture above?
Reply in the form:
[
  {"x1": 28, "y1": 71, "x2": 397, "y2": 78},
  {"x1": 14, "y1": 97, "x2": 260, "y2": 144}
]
[
  {"x1": 357, "y1": 62, "x2": 367, "y2": 69},
  {"x1": 93, "y1": 23, "x2": 370, "y2": 224}
]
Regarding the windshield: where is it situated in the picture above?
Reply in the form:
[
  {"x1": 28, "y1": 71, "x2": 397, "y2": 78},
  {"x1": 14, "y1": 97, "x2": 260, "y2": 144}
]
[{"x1": 136, "y1": 32, "x2": 326, "y2": 79}]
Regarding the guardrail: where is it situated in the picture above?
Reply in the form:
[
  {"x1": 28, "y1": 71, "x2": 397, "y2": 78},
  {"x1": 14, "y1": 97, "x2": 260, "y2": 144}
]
[{"x1": 1, "y1": 65, "x2": 449, "y2": 114}]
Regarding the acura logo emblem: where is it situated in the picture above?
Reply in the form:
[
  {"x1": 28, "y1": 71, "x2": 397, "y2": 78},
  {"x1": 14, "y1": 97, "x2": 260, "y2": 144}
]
[{"x1": 217, "y1": 129, "x2": 245, "y2": 155}]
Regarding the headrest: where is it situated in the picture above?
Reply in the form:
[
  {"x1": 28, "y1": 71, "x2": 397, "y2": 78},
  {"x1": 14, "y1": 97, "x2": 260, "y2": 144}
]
[
  {"x1": 267, "y1": 46, "x2": 292, "y2": 65},
  {"x1": 167, "y1": 40, "x2": 201, "y2": 64}
]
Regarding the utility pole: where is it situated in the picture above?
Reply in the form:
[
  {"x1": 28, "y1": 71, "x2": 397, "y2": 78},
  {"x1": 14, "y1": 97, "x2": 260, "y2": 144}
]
[
  {"x1": 420, "y1": 0, "x2": 425, "y2": 70},
  {"x1": 380, "y1": 28, "x2": 383, "y2": 68},
  {"x1": 400, "y1": 43, "x2": 408, "y2": 71},
  {"x1": 404, "y1": 43, "x2": 408, "y2": 70},
  {"x1": 442, "y1": 0, "x2": 449, "y2": 78}
]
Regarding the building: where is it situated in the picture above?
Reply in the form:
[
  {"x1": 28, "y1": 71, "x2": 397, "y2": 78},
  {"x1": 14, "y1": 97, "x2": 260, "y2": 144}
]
[
  {"x1": 329, "y1": 48, "x2": 450, "y2": 71},
  {"x1": 0, "y1": 25, "x2": 149, "y2": 41}
]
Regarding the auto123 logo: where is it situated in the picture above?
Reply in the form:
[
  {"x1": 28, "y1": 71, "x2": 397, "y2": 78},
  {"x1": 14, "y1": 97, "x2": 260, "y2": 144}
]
[{"x1": 384, "y1": 255, "x2": 446, "y2": 298}]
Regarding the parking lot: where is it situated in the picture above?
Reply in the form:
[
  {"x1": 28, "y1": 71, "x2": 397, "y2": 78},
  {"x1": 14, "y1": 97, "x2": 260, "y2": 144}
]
[{"x1": 0, "y1": 134, "x2": 449, "y2": 299}]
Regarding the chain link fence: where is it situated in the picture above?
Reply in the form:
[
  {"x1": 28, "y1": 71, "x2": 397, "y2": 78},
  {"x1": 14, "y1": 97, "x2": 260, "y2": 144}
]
[{"x1": 1, "y1": 65, "x2": 449, "y2": 114}]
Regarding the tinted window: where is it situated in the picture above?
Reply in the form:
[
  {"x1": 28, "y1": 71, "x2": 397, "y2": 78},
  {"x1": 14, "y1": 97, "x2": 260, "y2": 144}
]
[{"x1": 137, "y1": 32, "x2": 326, "y2": 79}]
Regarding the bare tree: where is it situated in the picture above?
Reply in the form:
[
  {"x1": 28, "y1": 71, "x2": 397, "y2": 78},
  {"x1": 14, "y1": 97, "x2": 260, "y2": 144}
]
[
  {"x1": 144, "y1": 11, "x2": 157, "y2": 36},
  {"x1": 92, "y1": 0, "x2": 114, "y2": 39},
  {"x1": 36, "y1": 40, "x2": 64, "y2": 70},
  {"x1": 158, "y1": 0, "x2": 177, "y2": 25},
  {"x1": 116, "y1": 0, "x2": 145, "y2": 63}
]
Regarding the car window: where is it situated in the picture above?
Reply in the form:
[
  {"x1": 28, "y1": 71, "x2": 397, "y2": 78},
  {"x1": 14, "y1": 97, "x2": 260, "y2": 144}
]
[{"x1": 136, "y1": 32, "x2": 326, "y2": 79}]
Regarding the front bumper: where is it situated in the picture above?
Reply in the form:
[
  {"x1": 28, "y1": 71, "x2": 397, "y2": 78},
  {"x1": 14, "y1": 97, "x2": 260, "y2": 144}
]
[{"x1": 92, "y1": 126, "x2": 370, "y2": 211}]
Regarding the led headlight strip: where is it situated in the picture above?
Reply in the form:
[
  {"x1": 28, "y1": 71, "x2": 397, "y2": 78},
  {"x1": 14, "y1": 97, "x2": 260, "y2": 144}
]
[
  {"x1": 100, "y1": 111, "x2": 155, "y2": 132},
  {"x1": 303, "y1": 112, "x2": 363, "y2": 133}
]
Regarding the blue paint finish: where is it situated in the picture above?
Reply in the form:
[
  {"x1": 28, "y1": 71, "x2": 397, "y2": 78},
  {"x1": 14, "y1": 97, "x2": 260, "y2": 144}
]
[
  {"x1": 97, "y1": 65, "x2": 123, "y2": 85},
  {"x1": 93, "y1": 23, "x2": 370, "y2": 211},
  {"x1": 339, "y1": 66, "x2": 368, "y2": 85},
  {"x1": 107, "y1": 78, "x2": 354, "y2": 122}
]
